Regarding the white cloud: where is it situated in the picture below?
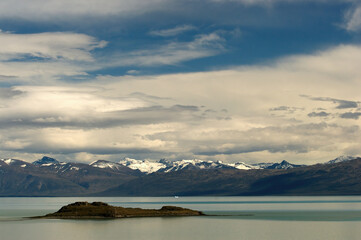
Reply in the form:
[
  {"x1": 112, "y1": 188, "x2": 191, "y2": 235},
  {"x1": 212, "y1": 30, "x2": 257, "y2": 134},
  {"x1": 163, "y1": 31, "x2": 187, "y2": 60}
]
[
  {"x1": 0, "y1": 86, "x2": 149, "y2": 119},
  {"x1": 0, "y1": 0, "x2": 168, "y2": 19},
  {"x1": 0, "y1": 31, "x2": 106, "y2": 83},
  {"x1": 149, "y1": 25, "x2": 197, "y2": 37},
  {"x1": 0, "y1": 31, "x2": 225, "y2": 82},
  {"x1": 0, "y1": 61, "x2": 89, "y2": 83},
  {"x1": 126, "y1": 70, "x2": 141, "y2": 75},
  {"x1": 344, "y1": 5, "x2": 361, "y2": 32},
  {"x1": 114, "y1": 32, "x2": 225, "y2": 66},
  {"x1": 0, "y1": 31, "x2": 106, "y2": 61}
]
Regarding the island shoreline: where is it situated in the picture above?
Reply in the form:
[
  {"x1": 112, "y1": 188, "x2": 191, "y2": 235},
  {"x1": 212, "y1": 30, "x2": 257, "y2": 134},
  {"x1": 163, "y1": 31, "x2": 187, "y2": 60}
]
[{"x1": 32, "y1": 201, "x2": 205, "y2": 220}]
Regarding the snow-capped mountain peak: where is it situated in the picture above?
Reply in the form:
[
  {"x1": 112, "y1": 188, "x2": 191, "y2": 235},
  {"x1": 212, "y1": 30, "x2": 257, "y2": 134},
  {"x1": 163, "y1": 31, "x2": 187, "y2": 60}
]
[
  {"x1": 3, "y1": 158, "x2": 15, "y2": 165},
  {"x1": 116, "y1": 158, "x2": 307, "y2": 173},
  {"x1": 228, "y1": 162, "x2": 258, "y2": 170},
  {"x1": 252, "y1": 160, "x2": 305, "y2": 169},
  {"x1": 33, "y1": 156, "x2": 59, "y2": 166},
  {"x1": 1, "y1": 155, "x2": 355, "y2": 176},
  {"x1": 118, "y1": 158, "x2": 166, "y2": 174},
  {"x1": 269, "y1": 160, "x2": 295, "y2": 169},
  {"x1": 90, "y1": 160, "x2": 124, "y2": 171},
  {"x1": 162, "y1": 159, "x2": 198, "y2": 172},
  {"x1": 326, "y1": 156, "x2": 357, "y2": 164},
  {"x1": 157, "y1": 159, "x2": 239, "y2": 172},
  {"x1": 0, "y1": 158, "x2": 28, "y2": 167}
]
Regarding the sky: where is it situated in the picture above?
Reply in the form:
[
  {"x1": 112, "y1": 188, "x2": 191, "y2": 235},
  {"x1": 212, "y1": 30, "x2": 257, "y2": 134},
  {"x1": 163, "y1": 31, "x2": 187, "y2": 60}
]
[{"x1": 1, "y1": 0, "x2": 361, "y2": 164}]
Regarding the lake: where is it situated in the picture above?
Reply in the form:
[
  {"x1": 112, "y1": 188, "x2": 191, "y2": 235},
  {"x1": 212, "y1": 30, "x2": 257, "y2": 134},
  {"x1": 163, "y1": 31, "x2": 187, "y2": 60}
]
[{"x1": 1, "y1": 196, "x2": 361, "y2": 240}]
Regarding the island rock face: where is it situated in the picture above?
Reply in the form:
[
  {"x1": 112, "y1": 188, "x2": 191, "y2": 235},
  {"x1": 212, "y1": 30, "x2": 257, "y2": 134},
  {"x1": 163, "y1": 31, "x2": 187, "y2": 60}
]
[{"x1": 43, "y1": 202, "x2": 204, "y2": 219}]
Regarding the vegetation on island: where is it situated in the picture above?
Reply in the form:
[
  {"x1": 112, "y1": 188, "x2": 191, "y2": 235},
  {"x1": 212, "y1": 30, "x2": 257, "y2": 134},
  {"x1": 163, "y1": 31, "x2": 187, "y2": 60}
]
[{"x1": 39, "y1": 202, "x2": 204, "y2": 219}]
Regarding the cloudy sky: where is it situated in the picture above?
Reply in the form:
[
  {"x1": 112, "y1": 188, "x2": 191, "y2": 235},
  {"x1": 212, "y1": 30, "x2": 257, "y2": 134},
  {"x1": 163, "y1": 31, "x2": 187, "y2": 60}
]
[{"x1": 1, "y1": 0, "x2": 361, "y2": 164}]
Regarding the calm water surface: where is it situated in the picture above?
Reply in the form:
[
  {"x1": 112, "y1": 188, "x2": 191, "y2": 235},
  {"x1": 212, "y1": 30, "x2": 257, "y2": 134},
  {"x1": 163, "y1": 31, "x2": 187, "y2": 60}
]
[{"x1": 1, "y1": 196, "x2": 361, "y2": 240}]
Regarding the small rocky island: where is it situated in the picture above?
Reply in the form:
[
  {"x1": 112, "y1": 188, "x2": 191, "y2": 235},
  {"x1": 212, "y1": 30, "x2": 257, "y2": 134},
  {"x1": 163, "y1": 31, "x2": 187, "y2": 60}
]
[{"x1": 39, "y1": 202, "x2": 204, "y2": 219}]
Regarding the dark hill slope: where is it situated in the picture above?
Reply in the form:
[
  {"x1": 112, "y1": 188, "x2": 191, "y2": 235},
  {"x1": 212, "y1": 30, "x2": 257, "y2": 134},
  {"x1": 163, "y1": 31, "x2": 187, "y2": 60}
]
[
  {"x1": 0, "y1": 160, "x2": 142, "y2": 196},
  {"x1": 250, "y1": 158, "x2": 361, "y2": 195},
  {"x1": 101, "y1": 158, "x2": 361, "y2": 196},
  {"x1": 0, "y1": 162, "x2": 84, "y2": 196}
]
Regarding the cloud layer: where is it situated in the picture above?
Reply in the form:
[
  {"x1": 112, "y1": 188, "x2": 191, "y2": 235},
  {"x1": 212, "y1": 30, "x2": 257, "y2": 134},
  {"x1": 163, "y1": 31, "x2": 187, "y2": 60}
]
[
  {"x1": 149, "y1": 25, "x2": 196, "y2": 37},
  {"x1": 0, "y1": 30, "x2": 106, "y2": 61},
  {"x1": 1, "y1": 43, "x2": 361, "y2": 163},
  {"x1": 112, "y1": 32, "x2": 225, "y2": 66},
  {"x1": 344, "y1": 5, "x2": 361, "y2": 31},
  {"x1": 0, "y1": 0, "x2": 360, "y2": 164},
  {"x1": 0, "y1": 31, "x2": 106, "y2": 83}
]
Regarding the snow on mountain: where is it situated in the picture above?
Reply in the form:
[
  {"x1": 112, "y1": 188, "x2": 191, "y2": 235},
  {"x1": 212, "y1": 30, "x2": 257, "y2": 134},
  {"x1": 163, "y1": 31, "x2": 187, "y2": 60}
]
[
  {"x1": 90, "y1": 160, "x2": 125, "y2": 171},
  {"x1": 161, "y1": 159, "x2": 218, "y2": 172},
  {"x1": 228, "y1": 162, "x2": 259, "y2": 170},
  {"x1": 264, "y1": 160, "x2": 304, "y2": 169},
  {"x1": 39, "y1": 162, "x2": 78, "y2": 172},
  {"x1": 0, "y1": 158, "x2": 29, "y2": 167},
  {"x1": 118, "y1": 158, "x2": 166, "y2": 174},
  {"x1": 31, "y1": 157, "x2": 85, "y2": 173},
  {"x1": 157, "y1": 159, "x2": 245, "y2": 173},
  {"x1": 325, "y1": 156, "x2": 357, "y2": 164},
  {"x1": 250, "y1": 162, "x2": 275, "y2": 169},
  {"x1": 162, "y1": 159, "x2": 305, "y2": 171},
  {"x1": 2, "y1": 158, "x2": 16, "y2": 165},
  {"x1": 118, "y1": 159, "x2": 252, "y2": 173},
  {"x1": 116, "y1": 158, "x2": 307, "y2": 173},
  {"x1": 3, "y1": 155, "x2": 351, "y2": 174}
]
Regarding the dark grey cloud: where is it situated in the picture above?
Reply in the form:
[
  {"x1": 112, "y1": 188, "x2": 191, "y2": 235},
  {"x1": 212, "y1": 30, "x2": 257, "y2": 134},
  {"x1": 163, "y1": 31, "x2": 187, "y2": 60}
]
[
  {"x1": 269, "y1": 106, "x2": 304, "y2": 113},
  {"x1": 202, "y1": 108, "x2": 231, "y2": 120},
  {"x1": 191, "y1": 124, "x2": 329, "y2": 156},
  {"x1": 129, "y1": 92, "x2": 172, "y2": 101},
  {"x1": 0, "y1": 88, "x2": 23, "y2": 99},
  {"x1": 0, "y1": 75, "x2": 17, "y2": 81},
  {"x1": 270, "y1": 106, "x2": 289, "y2": 111},
  {"x1": 340, "y1": 112, "x2": 361, "y2": 120},
  {"x1": 2, "y1": 118, "x2": 360, "y2": 161},
  {"x1": 171, "y1": 105, "x2": 199, "y2": 111},
  {"x1": 148, "y1": 122, "x2": 360, "y2": 157},
  {"x1": 308, "y1": 111, "x2": 330, "y2": 117},
  {"x1": 4, "y1": 145, "x2": 161, "y2": 155},
  {"x1": 0, "y1": 104, "x2": 202, "y2": 129},
  {"x1": 204, "y1": 109, "x2": 217, "y2": 113},
  {"x1": 193, "y1": 143, "x2": 309, "y2": 156},
  {"x1": 304, "y1": 96, "x2": 359, "y2": 109}
]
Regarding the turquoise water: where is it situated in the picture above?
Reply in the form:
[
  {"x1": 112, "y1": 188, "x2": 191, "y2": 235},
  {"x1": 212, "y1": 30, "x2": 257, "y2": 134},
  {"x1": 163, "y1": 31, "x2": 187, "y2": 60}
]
[{"x1": 1, "y1": 196, "x2": 361, "y2": 240}]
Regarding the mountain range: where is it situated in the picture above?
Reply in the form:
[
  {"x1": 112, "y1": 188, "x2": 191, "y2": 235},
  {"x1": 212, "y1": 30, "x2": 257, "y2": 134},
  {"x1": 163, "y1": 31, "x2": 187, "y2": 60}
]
[
  {"x1": 0, "y1": 156, "x2": 359, "y2": 196},
  {"x1": 102, "y1": 158, "x2": 306, "y2": 174}
]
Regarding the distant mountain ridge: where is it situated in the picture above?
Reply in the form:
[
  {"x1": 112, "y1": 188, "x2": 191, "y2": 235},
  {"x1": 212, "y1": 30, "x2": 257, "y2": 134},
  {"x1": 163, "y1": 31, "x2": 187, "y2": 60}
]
[
  {"x1": 0, "y1": 155, "x2": 359, "y2": 196},
  {"x1": 262, "y1": 160, "x2": 305, "y2": 169},
  {"x1": 0, "y1": 156, "x2": 309, "y2": 177},
  {"x1": 325, "y1": 156, "x2": 356, "y2": 164},
  {"x1": 1, "y1": 155, "x2": 357, "y2": 175},
  {"x1": 102, "y1": 157, "x2": 361, "y2": 197},
  {"x1": 0, "y1": 156, "x2": 143, "y2": 196},
  {"x1": 105, "y1": 158, "x2": 307, "y2": 174}
]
